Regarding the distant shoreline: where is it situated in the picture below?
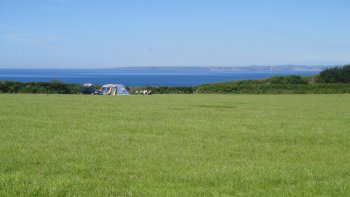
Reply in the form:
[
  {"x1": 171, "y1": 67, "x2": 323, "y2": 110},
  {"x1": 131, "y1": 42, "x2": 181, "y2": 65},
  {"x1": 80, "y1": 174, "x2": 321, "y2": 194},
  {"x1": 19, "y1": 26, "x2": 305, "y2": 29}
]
[
  {"x1": 0, "y1": 67, "x2": 320, "y2": 87},
  {"x1": 0, "y1": 65, "x2": 330, "y2": 71}
]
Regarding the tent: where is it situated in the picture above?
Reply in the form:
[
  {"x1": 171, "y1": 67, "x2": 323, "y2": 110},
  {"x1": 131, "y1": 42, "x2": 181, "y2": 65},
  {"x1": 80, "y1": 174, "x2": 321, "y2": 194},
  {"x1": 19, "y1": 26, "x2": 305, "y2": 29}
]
[{"x1": 100, "y1": 84, "x2": 129, "y2": 96}]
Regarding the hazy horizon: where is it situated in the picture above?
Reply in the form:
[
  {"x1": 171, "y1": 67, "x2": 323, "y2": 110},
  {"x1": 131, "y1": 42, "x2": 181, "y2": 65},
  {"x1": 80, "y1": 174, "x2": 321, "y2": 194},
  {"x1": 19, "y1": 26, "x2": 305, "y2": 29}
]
[
  {"x1": 0, "y1": 65, "x2": 334, "y2": 70},
  {"x1": 1, "y1": 0, "x2": 350, "y2": 68}
]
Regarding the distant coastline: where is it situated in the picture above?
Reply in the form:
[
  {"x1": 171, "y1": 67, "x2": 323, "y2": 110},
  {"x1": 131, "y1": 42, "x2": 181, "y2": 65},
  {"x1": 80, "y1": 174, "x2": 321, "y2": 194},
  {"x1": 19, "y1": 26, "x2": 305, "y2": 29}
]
[
  {"x1": 0, "y1": 66, "x2": 321, "y2": 87},
  {"x1": 103, "y1": 65, "x2": 328, "y2": 72},
  {"x1": 0, "y1": 65, "x2": 329, "y2": 71}
]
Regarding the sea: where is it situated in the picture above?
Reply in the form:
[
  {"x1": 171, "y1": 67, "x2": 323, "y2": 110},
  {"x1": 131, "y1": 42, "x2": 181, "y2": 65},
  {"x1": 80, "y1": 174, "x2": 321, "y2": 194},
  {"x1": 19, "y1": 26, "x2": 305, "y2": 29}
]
[{"x1": 0, "y1": 68, "x2": 320, "y2": 87}]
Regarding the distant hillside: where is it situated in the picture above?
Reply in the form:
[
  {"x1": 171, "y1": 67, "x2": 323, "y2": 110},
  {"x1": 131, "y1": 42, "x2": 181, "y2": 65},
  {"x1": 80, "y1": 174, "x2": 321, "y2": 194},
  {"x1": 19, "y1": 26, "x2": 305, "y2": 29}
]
[{"x1": 106, "y1": 65, "x2": 328, "y2": 72}]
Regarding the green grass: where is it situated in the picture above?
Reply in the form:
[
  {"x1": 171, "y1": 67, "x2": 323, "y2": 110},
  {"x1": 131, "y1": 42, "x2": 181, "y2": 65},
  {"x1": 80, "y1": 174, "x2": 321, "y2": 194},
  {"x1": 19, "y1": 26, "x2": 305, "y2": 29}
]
[{"x1": 1, "y1": 94, "x2": 350, "y2": 196}]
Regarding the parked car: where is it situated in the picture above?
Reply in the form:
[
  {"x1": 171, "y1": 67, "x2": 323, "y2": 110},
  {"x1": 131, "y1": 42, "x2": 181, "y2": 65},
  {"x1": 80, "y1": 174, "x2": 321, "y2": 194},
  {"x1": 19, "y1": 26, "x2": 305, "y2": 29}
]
[{"x1": 80, "y1": 83, "x2": 101, "y2": 95}]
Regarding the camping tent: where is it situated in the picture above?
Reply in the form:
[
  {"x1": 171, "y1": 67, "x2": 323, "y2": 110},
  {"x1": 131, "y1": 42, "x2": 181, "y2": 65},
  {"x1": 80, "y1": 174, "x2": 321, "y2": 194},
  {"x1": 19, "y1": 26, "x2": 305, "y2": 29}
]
[{"x1": 100, "y1": 84, "x2": 129, "y2": 95}]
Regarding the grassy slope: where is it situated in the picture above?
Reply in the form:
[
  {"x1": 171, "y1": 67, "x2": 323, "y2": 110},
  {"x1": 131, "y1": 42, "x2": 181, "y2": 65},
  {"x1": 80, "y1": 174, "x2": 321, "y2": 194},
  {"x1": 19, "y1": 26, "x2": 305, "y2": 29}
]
[{"x1": 0, "y1": 94, "x2": 350, "y2": 196}]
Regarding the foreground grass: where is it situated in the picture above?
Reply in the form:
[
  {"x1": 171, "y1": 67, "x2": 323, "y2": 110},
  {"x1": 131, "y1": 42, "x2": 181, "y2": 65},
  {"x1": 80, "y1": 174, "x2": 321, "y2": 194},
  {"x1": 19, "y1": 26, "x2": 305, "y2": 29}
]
[{"x1": 0, "y1": 94, "x2": 350, "y2": 196}]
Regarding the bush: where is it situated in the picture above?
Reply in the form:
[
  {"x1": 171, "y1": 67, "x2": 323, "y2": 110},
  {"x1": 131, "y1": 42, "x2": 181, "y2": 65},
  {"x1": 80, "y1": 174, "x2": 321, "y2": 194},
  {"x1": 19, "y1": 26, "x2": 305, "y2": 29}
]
[
  {"x1": 265, "y1": 75, "x2": 308, "y2": 84},
  {"x1": 0, "y1": 81, "x2": 80, "y2": 94},
  {"x1": 195, "y1": 82, "x2": 350, "y2": 94},
  {"x1": 320, "y1": 64, "x2": 350, "y2": 83}
]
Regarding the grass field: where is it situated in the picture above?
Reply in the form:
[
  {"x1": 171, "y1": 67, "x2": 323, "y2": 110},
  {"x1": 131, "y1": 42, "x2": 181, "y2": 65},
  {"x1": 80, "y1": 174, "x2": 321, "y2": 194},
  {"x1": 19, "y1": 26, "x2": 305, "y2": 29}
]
[{"x1": 1, "y1": 94, "x2": 350, "y2": 196}]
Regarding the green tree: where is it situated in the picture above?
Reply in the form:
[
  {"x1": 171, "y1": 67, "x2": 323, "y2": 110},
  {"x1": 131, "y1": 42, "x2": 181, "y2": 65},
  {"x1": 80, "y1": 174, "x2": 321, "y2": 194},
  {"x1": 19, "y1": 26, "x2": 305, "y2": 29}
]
[{"x1": 320, "y1": 64, "x2": 350, "y2": 83}]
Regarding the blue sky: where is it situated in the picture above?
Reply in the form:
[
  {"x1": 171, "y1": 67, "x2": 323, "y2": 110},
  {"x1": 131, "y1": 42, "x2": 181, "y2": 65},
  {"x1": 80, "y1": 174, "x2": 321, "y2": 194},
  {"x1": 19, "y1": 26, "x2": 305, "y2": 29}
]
[{"x1": 0, "y1": 0, "x2": 350, "y2": 68}]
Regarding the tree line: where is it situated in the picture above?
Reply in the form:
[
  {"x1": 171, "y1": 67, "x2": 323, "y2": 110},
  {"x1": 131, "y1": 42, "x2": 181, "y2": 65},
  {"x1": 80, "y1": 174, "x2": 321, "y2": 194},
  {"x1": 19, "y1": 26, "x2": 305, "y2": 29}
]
[{"x1": 0, "y1": 80, "x2": 80, "y2": 94}]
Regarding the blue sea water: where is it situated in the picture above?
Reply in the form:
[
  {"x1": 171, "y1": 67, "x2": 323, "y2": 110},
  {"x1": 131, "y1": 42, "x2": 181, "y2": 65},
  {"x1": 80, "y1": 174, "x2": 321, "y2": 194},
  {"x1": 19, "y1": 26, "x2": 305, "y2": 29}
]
[{"x1": 0, "y1": 68, "x2": 319, "y2": 87}]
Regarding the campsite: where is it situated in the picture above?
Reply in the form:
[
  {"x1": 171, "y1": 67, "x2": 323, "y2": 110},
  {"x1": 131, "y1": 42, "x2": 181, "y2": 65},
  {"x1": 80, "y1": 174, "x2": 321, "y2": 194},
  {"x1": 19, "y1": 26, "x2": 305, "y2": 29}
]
[
  {"x1": 1, "y1": 0, "x2": 350, "y2": 196},
  {"x1": 1, "y1": 94, "x2": 349, "y2": 196}
]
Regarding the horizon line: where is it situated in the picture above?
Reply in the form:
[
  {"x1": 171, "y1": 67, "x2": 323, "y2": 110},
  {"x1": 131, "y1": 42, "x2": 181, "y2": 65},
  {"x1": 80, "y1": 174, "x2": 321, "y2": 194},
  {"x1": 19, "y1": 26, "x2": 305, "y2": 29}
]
[{"x1": 0, "y1": 64, "x2": 342, "y2": 70}]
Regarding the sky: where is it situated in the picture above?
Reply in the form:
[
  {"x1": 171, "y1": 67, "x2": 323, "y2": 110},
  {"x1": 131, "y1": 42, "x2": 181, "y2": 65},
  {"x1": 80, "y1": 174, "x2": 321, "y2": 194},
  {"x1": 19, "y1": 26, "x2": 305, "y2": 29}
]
[{"x1": 0, "y1": 0, "x2": 350, "y2": 68}]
